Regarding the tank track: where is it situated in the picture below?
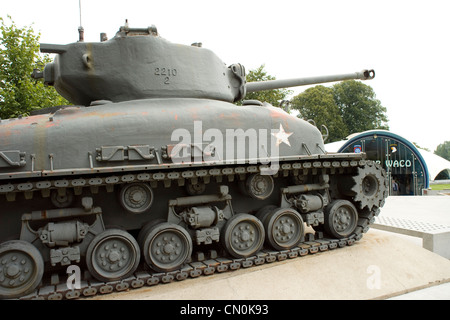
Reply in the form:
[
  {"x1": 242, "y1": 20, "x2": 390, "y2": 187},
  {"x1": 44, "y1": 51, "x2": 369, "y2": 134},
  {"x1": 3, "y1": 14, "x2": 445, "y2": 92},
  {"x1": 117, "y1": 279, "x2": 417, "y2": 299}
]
[
  {"x1": 0, "y1": 155, "x2": 368, "y2": 196},
  {"x1": 19, "y1": 207, "x2": 380, "y2": 300},
  {"x1": 1, "y1": 156, "x2": 386, "y2": 300}
]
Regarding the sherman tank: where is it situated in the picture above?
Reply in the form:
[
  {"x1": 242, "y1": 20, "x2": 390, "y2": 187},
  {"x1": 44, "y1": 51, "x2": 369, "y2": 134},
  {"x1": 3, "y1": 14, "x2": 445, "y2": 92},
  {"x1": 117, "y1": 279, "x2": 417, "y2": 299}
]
[{"x1": 0, "y1": 23, "x2": 387, "y2": 299}]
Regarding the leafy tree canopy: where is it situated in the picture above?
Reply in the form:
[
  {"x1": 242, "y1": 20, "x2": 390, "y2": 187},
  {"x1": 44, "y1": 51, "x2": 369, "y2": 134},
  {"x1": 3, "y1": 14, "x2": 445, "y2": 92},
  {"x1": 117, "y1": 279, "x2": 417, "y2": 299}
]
[
  {"x1": 412, "y1": 142, "x2": 430, "y2": 153},
  {"x1": 291, "y1": 80, "x2": 388, "y2": 142},
  {"x1": 333, "y1": 80, "x2": 388, "y2": 134},
  {"x1": 290, "y1": 85, "x2": 347, "y2": 142},
  {"x1": 435, "y1": 141, "x2": 450, "y2": 161},
  {"x1": 0, "y1": 16, "x2": 69, "y2": 119}
]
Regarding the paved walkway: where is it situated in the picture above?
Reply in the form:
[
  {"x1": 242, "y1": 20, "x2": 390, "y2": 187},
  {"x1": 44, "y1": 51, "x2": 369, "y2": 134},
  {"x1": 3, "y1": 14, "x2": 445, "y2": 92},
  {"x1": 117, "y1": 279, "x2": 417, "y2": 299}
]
[
  {"x1": 379, "y1": 195, "x2": 450, "y2": 225},
  {"x1": 379, "y1": 195, "x2": 450, "y2": 299},
  {"x1": 388, "y1": 281, "x2": 450, "y2": 300}
]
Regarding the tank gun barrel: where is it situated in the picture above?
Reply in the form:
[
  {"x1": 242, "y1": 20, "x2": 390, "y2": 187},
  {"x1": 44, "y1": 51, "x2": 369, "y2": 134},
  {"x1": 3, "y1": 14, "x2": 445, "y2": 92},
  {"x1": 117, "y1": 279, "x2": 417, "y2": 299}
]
[
  {"x1": 246, "y1": 69, "x2": 375, "y2": 93},
  {"x1": 39, "y1": 43, "x2": 68, "y2": 54}
]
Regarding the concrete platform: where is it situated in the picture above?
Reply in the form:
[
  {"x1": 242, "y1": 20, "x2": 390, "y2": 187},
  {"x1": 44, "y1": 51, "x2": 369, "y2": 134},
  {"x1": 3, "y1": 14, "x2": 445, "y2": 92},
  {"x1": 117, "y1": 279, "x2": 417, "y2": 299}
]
[
  {"x1": 373, "y1": 215, "x2": 450, "y2": 258},
  {"x1": 378, "y1": 196, "x2": 450, "y2": 225},
  {"x1": 372, "y1": 196, "x2": 450, "y2": 258},
  {"x1": 89, "y1": 229, "x2": 450, "y2": 300}
]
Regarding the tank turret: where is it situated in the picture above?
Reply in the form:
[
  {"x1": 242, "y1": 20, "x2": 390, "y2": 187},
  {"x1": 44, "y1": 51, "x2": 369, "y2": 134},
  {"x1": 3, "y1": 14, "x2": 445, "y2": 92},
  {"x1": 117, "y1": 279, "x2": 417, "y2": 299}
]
[
  {"x1": 36, "y1": 25, "x2": 247, "y2": 105},
  {"x1": 35, "y1": 23, "x2": 374, "y2": 106}
]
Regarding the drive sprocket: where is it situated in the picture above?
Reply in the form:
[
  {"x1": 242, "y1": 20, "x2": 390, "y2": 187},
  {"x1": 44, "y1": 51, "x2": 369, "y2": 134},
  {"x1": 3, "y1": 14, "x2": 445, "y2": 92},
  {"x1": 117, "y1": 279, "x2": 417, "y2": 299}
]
[{"x1": 339, "y1": 161, "x2": 387, "y2": 211}]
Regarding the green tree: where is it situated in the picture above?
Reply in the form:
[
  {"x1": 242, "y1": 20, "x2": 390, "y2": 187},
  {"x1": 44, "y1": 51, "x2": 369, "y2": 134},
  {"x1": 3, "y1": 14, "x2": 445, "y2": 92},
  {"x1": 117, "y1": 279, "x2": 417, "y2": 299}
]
[
  {"x1": 290, "y1": 85, "x2": 348, "y2": 142},
  {"x1": 239, "y1": 64, "x2": 292, "y2": 107},
  {"x1": 435, "y1": 141, "x2": 450, "y2": 161},
  {"x1": 291, "y1": 80, "x2": 388, "y2": 142},
  {"x1": 0, "y1": 16, "x2": 68, "y2": 119},
  {"x1": 333, "y1": 80, "x2": 389, "y2": 134},
  {"x1": 412, "y1": 142, "x2": 430, "y2": 153}
]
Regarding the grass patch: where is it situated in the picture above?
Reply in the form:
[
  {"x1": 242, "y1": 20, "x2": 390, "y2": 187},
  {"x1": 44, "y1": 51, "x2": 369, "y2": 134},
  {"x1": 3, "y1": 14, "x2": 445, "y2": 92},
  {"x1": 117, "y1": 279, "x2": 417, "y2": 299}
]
[{"x1": 430, "y1": 184, "x2": 450, "y2": 190}]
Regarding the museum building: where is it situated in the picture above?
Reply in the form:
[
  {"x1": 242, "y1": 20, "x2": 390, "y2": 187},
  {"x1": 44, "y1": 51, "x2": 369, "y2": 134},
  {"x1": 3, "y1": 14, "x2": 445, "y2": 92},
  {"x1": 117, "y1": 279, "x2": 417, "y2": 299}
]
[{"x1": 325, "y1": 130, "x2": 450, "y2": 196}]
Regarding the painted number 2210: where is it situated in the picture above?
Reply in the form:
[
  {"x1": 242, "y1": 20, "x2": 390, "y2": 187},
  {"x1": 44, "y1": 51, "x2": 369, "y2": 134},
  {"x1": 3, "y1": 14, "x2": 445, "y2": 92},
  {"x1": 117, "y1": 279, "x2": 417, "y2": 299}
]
[{"x1": 154, "y1": 68, "x2": 177, "y2": 84}]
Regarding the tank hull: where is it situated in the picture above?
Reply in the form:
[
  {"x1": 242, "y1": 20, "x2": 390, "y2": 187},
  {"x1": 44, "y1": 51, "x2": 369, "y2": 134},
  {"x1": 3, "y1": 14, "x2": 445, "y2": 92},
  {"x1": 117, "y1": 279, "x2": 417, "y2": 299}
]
[{"x1": 0, "y1": 98, "x2": 324, "y2": 180}]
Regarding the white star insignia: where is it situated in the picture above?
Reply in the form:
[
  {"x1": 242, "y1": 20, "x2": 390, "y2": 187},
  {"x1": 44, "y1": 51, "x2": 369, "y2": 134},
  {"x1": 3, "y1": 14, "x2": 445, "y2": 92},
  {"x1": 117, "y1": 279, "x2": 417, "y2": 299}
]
[{"x1": 271, "y1": 124, "x2": 293, "y2": 147}]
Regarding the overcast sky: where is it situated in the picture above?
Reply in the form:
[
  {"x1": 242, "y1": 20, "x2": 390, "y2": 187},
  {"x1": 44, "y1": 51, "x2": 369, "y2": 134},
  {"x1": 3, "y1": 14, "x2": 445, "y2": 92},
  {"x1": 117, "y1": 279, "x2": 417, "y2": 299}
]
[{"x1": 2, "y1": 0, "x2": 449, "y2": 151}]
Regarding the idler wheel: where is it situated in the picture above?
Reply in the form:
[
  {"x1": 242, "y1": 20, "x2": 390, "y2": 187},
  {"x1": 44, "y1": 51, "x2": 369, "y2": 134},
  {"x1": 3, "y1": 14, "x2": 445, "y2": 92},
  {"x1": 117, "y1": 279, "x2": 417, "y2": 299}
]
[
  {"x1": 324, "y1": 200, "x2": 358, "y2": 239},
  {"x1": 262, "y1": 208, "x2": 305, "y2": 250},
  {"x1": 86, "y1": 229, "x2": 140, "y2": 282},
  {"x1": 221, "y1": 213, "x2": 265, "y2": 258},
  {"x1": 245, "y1": 174, "x2": 274, "y2": 200},
  {"x1": 119, "y1": 183, "x2": 154, "y2": 214},
  {"x1": 0, "y1": 240, "x2": 44, "y2": 299},
  {"x1": 140, "y1": 222, "x2": 193, "y2": 273}
]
